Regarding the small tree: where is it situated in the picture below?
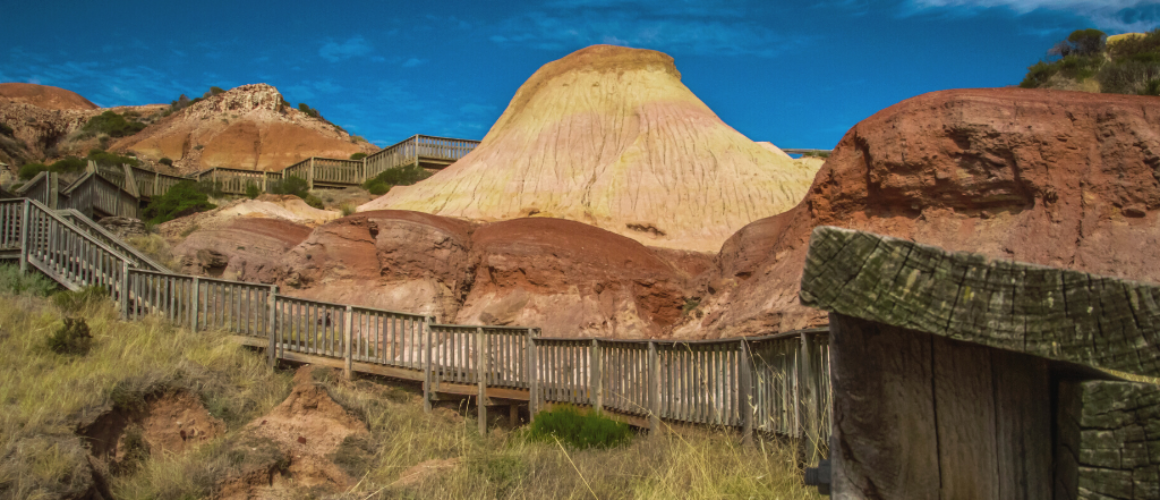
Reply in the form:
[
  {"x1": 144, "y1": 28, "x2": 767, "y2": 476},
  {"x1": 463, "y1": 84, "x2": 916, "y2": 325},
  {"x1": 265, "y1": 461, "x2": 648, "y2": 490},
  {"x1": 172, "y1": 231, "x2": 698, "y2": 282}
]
[
  {"x1": 350, "y1": 152, "x2": 367, "y2": 160},
  {"x1": 49, "y1": 156, "x2": 87, "y2": 173},
  {"x1": 159, "y1": 157, "x2": 173, "y2": 167},
  {"x1": 143, "y1": 180, "x2": 217, "y2": 224}
]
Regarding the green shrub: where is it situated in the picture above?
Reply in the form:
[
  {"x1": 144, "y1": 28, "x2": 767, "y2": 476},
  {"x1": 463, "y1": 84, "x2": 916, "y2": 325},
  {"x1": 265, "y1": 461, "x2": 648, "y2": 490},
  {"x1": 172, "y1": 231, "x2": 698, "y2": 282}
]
[
  {"x1": 0, "y1": 264, "x2": 57, "y2": 296},
  {"x1": 1108, "y1": 29, "x2": 1160, "y2": 62},
  {"x1": 350, "y1": 135, "x2": 367, "y2": 143},
  {"x1": 527, "y1": 405, "x2": 633, "y2": 449},
  {"x1": 297, "y1": 103, "x2": 320, "y2": 119},
  {"x1": 209, "y1": 86, "x2": 226, "y2": 95},
  {"x1": 1099, "y1": 60, "x2": 1160, "y2": 95},
  {"x1": 18, "y1": 162, "x2": 49, "y2": 180},
  {"x1": 196, "y1": 178, "x2": 226, "y2": 198},
  {"x1": 51, "y1": 286, "x2": 109, "y2": 311},
  {"x1": 244, "y1": 183, "x2": 262, "y2": 199},
  {"x1": 143, "y1": 180, "x2": 217, "y2": 224},
  {"x1": 303, "y1": 194, "x2": 324, "y2": 209},
  {"x1": 87, "y1": 149, "x2": 139, "y2": 168},
  {"x1": 802, "y1": 150, "x2": 831, "y2": 159},
  {"x1": 0, "y1": 121, "x2": 13, "y2": 136},
  {"x1": 46, "y1": 317, "x2": 93, "y2": 356},
  {"x1": 340, "y1": 204, "x2": 355, "y2": 216},
  {"x1": 81, "y1": 111, "x2": 146, "y2": 138},
  {"x1": 269, "y1": 175, "x2": 309, "y2": 199},
  {"x1": 349, "y1": 152, "x2": 367, "y2": 160},
  {"x1": 49, "y1": 156, "x2": 87, "y2": 174},
  {"x1": 159, "y1": 157, "x2": 173, "y2": 167},
  {"x1": 363, "y1": 163, "x2": 432, "y2": 196}
]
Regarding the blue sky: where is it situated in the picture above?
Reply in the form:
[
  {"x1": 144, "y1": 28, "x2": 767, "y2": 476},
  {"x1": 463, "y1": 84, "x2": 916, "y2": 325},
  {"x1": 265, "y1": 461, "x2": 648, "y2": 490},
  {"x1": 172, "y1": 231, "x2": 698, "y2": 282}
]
[{"x1": 3, "y1": 0, "x2": 1158, "y2": 150}]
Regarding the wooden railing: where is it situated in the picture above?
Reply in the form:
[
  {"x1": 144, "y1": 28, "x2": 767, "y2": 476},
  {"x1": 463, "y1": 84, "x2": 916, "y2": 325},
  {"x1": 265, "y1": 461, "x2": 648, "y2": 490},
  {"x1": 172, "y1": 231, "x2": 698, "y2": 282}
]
[
  {"x1": 57, "y1": 209, "x2": 170, "y2": 272},
  {"x1": 365, "y1": 134, "x2": 481, "y2": 179},
  {"x1": 0, "y1": 196, "x2": 830, "y2": 452}
]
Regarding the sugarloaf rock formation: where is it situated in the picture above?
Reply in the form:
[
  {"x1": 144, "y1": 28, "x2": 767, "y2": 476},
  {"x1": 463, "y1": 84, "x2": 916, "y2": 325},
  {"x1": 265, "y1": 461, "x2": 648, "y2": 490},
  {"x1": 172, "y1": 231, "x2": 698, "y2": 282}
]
[
  {"x1": 114, "y1": 84, "x2": 377, "y2": 173},
  {"x1": 675, "y1": 88, "x2": 1160, "y2": 338},
  {"x1": 0, "y1": 83, "x2": 98, "y2": 111},
  {"x1": 360, "y1": 45, "x2": 819, "y2": 253}
]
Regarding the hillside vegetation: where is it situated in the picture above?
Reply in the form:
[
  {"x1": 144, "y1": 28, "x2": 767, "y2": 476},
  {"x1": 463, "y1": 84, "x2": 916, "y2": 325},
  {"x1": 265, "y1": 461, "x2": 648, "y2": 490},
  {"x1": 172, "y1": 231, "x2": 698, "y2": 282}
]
[
  {"x1": 0, "y1": 266, "x2": 820, "y2": 499},
  {"x1": 1021, "y1": 28, "x2": 1160, "y2": 95}
]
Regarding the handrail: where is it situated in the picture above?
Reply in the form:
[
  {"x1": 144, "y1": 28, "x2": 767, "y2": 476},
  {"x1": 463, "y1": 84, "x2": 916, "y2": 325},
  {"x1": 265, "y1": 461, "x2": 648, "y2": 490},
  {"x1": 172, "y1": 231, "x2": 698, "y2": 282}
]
[{"x1": 56, "y1": 208, "x2": 170, "y2": 273}]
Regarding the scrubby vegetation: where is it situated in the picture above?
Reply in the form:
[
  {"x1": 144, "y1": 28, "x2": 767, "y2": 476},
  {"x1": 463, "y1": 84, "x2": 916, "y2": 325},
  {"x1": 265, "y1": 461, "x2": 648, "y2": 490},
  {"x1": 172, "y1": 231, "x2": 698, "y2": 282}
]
[
  {"x1": 0, "y1": 275, "x2": 292, "y2": 499},
  {"x1": 0, "y1": 121, "x2": 13, "y2": 136},
  {"x1": 143, "y1": 180, "x2": 217, "y2": 224},
  {"x1": 158, "y1": 157, "x2": 173, "y2": 167},
  {"x1": 267, "y1": 175, "x2": 324, "y2": 208},
  {"x1": 298, "y1": 102, "x2": 321, "y2": 119},
  {"x1": 363, "y1": 163, "x2": 433, "y2": 195},
  {"x1": 80, "y1": 111, "x2": 147, "y2": 139},
  {"x1": 350, "y1": 152, "x2": 367, "y2": 160},
  {"x1": 0, "y1": 264, "x2": 57, "y2": 296},
  {"x1": 17, "y1": 162, "x2": 49, "y2": 180},
  {"x1": 244, "y1": 182, "x2": 262, "y2": 199},
  {"x1": 1021, "y1": 28, "x2": 1160, "y2": 95},
  {"x1": 88, "y1": 148, "x2": 140, "y2": 168},
  {"x1": 17, "y1": 155, "x2": 92, "y2": 180}
]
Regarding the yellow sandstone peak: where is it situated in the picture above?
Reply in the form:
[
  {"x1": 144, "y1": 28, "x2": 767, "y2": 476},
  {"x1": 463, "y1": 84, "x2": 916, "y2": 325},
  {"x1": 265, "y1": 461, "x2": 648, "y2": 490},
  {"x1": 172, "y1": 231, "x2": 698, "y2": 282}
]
[{"x1": 360, "y1": 45, "x2": 820, "y2": 252}]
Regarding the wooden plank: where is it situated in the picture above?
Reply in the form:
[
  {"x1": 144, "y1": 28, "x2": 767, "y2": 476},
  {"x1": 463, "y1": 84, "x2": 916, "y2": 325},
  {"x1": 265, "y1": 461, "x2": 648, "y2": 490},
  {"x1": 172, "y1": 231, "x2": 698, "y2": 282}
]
[
  {"x1": 830, "y1": 313, "x2": 940, "y2": 499},
  {"x1": 932, "y1": 335, "x2": 999, "y2": 499},
  {"x1": 991, "y1": 349, "x2": 1052, "y2": 500}
]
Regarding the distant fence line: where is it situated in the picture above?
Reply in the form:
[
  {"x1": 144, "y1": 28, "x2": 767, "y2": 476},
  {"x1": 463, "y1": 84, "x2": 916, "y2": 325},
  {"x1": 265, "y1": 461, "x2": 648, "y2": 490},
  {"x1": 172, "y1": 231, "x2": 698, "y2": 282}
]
[
  {"x1": 0, "y1": 196, "x2": 832, "y2": 453},
  {"x1": 14, "y1": 134, "x2": 483, "y2": 220}
]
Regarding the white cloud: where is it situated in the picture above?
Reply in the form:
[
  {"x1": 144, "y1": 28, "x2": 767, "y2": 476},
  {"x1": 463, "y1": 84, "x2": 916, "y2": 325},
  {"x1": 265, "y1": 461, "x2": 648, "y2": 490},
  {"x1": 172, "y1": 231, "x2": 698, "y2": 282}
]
[
  {"x1": 319, "y1": 35, "x2": 374, "y2": 62},
  {"x1": 907, "y1": 0, "x2": 1160, "y2": 32}
]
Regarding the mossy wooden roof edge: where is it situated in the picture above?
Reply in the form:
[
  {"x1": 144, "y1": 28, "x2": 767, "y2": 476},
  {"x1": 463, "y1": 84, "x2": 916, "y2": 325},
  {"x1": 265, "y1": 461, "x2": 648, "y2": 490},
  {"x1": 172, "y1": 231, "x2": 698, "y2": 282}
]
[{"x1": 799, "y1": 225, "x2": 1160, "y2": 378}]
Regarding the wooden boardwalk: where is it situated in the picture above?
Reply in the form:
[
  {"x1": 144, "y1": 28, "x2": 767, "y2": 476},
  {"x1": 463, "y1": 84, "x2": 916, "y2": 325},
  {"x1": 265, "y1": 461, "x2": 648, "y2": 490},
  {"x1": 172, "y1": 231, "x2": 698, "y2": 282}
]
[{"x1": 0, "y1": 196, "x2": 832, "y2": 450}]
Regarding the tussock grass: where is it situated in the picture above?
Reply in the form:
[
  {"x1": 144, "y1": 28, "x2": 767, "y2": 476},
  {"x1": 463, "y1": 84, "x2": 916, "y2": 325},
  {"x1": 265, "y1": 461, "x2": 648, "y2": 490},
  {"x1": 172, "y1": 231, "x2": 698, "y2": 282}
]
[
  {"x1": 125, "y1": 233, "x2": 178, "y2": 270},
  {"x1": 0, "y1": 290, "x2": 291, "y2": 499},
  {"x1": 315, "y1": 376, "x2": 822, "y2": 500}
]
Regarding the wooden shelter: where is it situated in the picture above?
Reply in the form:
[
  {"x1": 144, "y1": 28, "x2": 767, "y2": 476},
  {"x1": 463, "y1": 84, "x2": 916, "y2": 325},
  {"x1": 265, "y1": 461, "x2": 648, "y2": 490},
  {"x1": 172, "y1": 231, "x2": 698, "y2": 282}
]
[{"x1": 799, "y1": 226, "x2": 1160, "y2": 499}]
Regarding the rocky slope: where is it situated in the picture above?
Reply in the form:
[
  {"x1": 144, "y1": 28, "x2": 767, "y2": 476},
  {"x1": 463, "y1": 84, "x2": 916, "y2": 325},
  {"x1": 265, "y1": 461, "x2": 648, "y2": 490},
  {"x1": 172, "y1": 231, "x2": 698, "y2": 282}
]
[
  {"x1": 0, "y1": 84, "x2": 97, "y2": 165},
  {"x1": 173, "y1": 209, "x2": 697, "y2": 338},
  {"x1": 114, "y1": 84, "x2": 377, "y2": 173},
  {"x1": 675, "y1": 88, "x2": 1160, "y2": 338},
  {"x1": 361, "y1": 45, "x2": 819, "y2": 253},
  {"x1": 0, "y1": 82, "x2": 98, "y2": 110}
]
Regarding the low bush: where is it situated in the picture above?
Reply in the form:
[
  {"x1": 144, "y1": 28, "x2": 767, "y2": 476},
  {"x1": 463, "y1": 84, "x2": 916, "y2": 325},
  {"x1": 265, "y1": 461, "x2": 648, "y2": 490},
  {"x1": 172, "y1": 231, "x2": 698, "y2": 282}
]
[
  {"x1": 46, "y1": 317, "x2": 93, "y2": 356},
  {"x1": 303, "y1": 194, "x2": 325, "y2": 209},
  {"x1": 81, "y1": 111, "x2": 147, "y2": 138},
  {"x1": 196, "y1": 179, "x2": 226, "y2": 198},
  {"x1": 49, "y1": 156, "x2": 87, "y2": 174},
  {"x1": 51, "y1": 286, "x2": 109, "y2": 312},
  {"x1": 340, "y1": 203, "x2": 356, "y2": 216},
  {"x1": 527, "y1": 405, "x2": 633, "y2": 449},
  {"x1": 18, "y1": 162, "x2": 49, "y2": 180},
  {"x1": 209, "y1": 86, "x2": 226, "y2": 96},
  {"x1": 802, "y1": 150, "x2": 831, "y2": 159},
  {"x1": 363, "y1": 163, "x2": 432, "y2": 196},
  {"x1": 1099, "y1": 60, "x2": 1160, "y2": 95},
  {"x1": 297, "y1": 103, "x2": 320, "y2": 119},
  {"x1": 88, "y1": 149, "x2": 140, "y2": 168},
  {"x1": 143, "y1": 180, "x2": 216, "y2": 224},
  {"x1": 350, "y1": 152, "x2": 367, "y2": 160},
  {"x1": 244, "y1": 182, "x2": 262, "y2": 199},
  {"x1": 158, "y1": 157, "x2": 173, "y2": 167},
  {"x1": 0, "y1": 121, "x2": 13, "y2": 136},
  {"x1": 269, "y1": 175, "x2": 309, "y2": 199},
  {"x1": 0, "y1": 265, "x2": 57, "y2": 296}
]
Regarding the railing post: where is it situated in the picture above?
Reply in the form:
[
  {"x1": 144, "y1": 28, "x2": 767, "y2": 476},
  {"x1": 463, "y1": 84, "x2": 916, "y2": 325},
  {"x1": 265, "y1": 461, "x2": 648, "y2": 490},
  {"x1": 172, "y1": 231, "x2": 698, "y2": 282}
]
[
  {"x1": 648, "y1": 340, "x2": 660, "y2": 435},
  {"x1": 801, "y1": 332, "x2": 816, "y2": 463},
  {"x1": 423, "y1": 316, "x2": 433, "y2": 412},
  {"x1": 120, "y1": 260, "x2": 130, "y2": 319},
  {"x1": 528, "y1": 328, "x2": 538, "y2": 421},
  {"x1": 267, "y1": 285, "x2": 278, "y2": 368},
  {"x1": 343, "y1": 305, "x2": 354, "y2": 380},
  {"x1": 477, "y1": 326, "x2": 487, "y2": 435},
  {"x1": 740, "y1": 338, "x2": 754, "y2": 446},
  {"x1": 591, "y1": 339, "x2": 602, "y2": 413},
  {"x1": 19, "y1": 199, "x2": 30, "y2": 273},
  {"x1": 190, "y1": 277, "x2": 200, "y2": 332}
]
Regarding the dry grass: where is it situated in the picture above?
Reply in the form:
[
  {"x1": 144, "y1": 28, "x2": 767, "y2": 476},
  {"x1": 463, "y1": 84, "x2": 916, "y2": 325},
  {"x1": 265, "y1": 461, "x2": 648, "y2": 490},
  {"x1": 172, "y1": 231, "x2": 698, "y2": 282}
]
[
  {"x1": 0, "y1": 291, "x2": 291, "y2": 499},
  {"x1": 317, "y1": 376, "x2": 823, "y2": 500},
  {"x1": 125, "y1": 233, "x2": 179, "y2": 270}
]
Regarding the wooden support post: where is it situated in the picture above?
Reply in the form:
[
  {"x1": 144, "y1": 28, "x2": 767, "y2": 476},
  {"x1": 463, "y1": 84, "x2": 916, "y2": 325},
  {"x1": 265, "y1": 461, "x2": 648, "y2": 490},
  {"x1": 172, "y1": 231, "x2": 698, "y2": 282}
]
[
  {"x1": 591, "y1": 339, "x2": 602, "y2": 413},
  {"x1": 509, "y1": 403, "x2": 519, "y2": 427},
  {"x1": 266, "y1": 285, "x2": 277, "y2": 368},
  {"x1": 343, "y1": 305, "x2": 354, "y2": 380},
  {"x1": 19, "y1": 199, "x2": 30, "y2": 273},
  {"x1": 190, "y1": 277, "x2": 200, "y2": 332},
  {"x1": 48, "y1": 172, "x2": 59, "y2": 209},
  {"x1": 423, "y1": 316, "x2": 433, "y2": 412},
  {"x1": 477, "y1": 326, "x2": 487, "y2": 435},
  {"x1": 801, "y1": 332, "x2": 817, "y2": 463},
  {"x1": 120, "y1": 260, "x2": 130, "y2": 319},
  {"x1": 528, "y1": 328, "x2": 539, "y2": 421},
  {"x1": 740, "y1": 338, "x2": 754, "y2": 446},
  {"x1": 308, "y1": 158, "x2": 315, "y2": 190},
  {"x1": 648, "y1": 340, "x2": 660, "y2": 435}
]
